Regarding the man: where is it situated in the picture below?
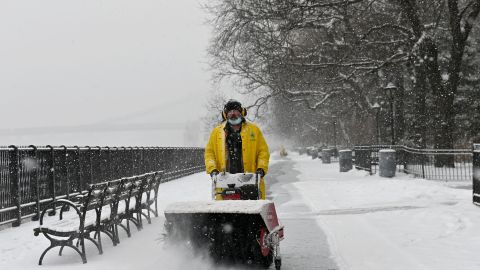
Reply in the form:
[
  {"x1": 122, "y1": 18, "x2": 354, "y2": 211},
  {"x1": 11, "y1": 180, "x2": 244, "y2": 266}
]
[{"x1": 205, "y1": 99, "x2": 270, "y2": 199}]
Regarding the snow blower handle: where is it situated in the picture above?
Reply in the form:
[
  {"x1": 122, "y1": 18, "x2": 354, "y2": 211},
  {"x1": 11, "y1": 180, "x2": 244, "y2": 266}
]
[
  {"x1": 210, "y1": 170, "x2": 219, "y2": 199},
  {"x1": 211, "y1": 177, "x2": 217, "y2": 199},
  {"x1": 255, "y1": 172, "x2": 260, "y2": 199}
]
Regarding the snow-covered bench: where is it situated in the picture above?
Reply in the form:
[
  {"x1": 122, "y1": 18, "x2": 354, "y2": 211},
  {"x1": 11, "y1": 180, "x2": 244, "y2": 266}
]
[{"x1": 33, "y1": 171, "x2": 164, "y2": 265}]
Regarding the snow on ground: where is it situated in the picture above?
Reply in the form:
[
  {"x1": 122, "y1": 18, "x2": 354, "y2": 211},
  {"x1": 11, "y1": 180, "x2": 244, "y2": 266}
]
[
  {"x1": 268, "y1": 154, "x2": 338, "y2": 270},
  {"x1": 0, "y1": 173, "x2": 217, "y2": 270},
  {"x1": 289, "y1": 152, "x2": 480, "y2": 270},
  {"x1": 1, "y1": 151, "x2": 479, "y2": 270}
]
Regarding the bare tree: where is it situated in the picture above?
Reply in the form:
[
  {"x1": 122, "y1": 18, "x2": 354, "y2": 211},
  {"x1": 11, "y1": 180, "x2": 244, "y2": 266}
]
[{"x1": 206, "y1": 0, "x2": 480, "y2": 156}]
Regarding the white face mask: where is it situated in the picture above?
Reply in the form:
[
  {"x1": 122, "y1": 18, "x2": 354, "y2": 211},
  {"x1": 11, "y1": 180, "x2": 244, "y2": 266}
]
[{"x1": 228, "y1": 117, "x2": 242, "y2": 125}]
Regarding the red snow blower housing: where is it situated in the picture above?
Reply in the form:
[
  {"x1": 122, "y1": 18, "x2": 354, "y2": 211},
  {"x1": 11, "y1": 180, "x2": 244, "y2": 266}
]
[{"x1": 164, "y1": 173, "x2": 284, "y2": 269}]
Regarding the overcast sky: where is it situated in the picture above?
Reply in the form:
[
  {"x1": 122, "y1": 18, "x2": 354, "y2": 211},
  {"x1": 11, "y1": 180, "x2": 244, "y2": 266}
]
[{"x1": 0, "y1": 0, "x2": 215, "y2": 146}]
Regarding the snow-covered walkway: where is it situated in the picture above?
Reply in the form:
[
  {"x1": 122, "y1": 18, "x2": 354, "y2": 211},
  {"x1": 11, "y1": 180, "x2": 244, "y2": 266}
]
[
  {"x1": 0, "y1": 173, "x2": 218, "y2": 270},
  {"x1": 1, "y1": 151, "x2": 479, "y2": 270},
  {"x1": 289, "y1": 152, "x2": 480, "y2": 270}
]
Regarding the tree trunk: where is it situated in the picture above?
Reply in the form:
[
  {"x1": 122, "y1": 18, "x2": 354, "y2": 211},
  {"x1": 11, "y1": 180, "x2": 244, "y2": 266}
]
[
  {"x1": 394, "y1": 76, "x2": 406, "y2": 143},
  {"x1": 411, "y1": 63, "x2": 427, "y2": 148},
  {"x1": 420, "y1": 38, "x2": 455, "y2": 167}
]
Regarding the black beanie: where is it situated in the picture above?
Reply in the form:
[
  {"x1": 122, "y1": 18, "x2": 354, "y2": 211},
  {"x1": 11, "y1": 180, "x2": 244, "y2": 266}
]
[{"x1": 224, "y1": 100, "x2": 242, "y2": 113}]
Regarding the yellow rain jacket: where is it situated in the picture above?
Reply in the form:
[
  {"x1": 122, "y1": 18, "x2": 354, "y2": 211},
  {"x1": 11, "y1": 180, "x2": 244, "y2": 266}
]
[{"x1": 205, "y1": 121, "x2": 270, "y2": 199}]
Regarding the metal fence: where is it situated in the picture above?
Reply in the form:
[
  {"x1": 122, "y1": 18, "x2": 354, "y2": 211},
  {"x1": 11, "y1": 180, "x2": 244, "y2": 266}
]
[
  {"x1": 0, "y1": 145, "x2": 205, "y2": 227},
  {"x1": 353, "y1": 145, "x2": 472, "y2": 181}
]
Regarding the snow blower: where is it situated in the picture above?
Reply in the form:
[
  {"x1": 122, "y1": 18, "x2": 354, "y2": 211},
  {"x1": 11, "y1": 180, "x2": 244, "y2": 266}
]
[{"x1": 164, "y1": 173, "x2": 284, "y2": 269}]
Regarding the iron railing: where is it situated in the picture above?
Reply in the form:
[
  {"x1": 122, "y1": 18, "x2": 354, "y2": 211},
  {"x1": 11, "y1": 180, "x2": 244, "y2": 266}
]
[
  {"x1": 0, "y1": 145, "x2": 205, "y2": 227},
  {"x1": 353, "y1": 145, "x2": 472, "y2": 181}
]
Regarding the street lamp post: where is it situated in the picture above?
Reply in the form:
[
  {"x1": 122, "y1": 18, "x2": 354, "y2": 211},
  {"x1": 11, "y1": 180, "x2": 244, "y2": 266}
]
[
  {"x1": 372, "y1": 102, "x2": 381, "y2": 145},
  {"x1": 384, "y1": 82, "x2": 397, "y2": 145},
  {"x1": 332, "y1": 116, "x2": 337, "y2": 150}
]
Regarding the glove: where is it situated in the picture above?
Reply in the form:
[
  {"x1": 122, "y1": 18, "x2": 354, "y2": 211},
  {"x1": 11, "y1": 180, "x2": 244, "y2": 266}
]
[
  {"x1": 256, "y1": 168, "x2": 265, "y2": 178},
  {"x1": 210, "y1": 169, "x2": 219, "y2": 179}
]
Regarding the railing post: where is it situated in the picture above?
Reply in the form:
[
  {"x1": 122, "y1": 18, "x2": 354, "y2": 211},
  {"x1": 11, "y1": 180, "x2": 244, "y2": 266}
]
[
  {"x1": 158, "y1": 147, "x2": 167, "y2": 171},
  {"x1": 74, "y1": 146, "x2": 84, "y2": 191},
  {"x1": 157, "y1": 147, "x2": 162, "y2": 172},
  {"x1": 122, "y1": 146, "x2": 127, "y2": 177},
  {"x1": 147, "y1": 147, "x2": 153, "y2": 172},
  {"x1": 86, "y1": 146, "x2": 93, "y2": 184},
  {"x1": 113, "y1": 146, "x2": 118, "y2": 179},
  {"x1": 130, "y1": 147, "x2": 138, "y2": 176},
  {"x1": 140, "y1": 147, "x2": 145, "y2": 173},
  {"x1": 145, "y1": 147, "x2": 149, "y2": 172},
  {"x1": 473, "y1": 144, "x2": 480, "y2": 205},
  {"x1": 421, "y1": 150, "x2": 426, "y2": 179},
  {"x1": 61, "y1": 145, "x2": 70, "y2": 201},
  {"x1": 152, "y1": 147, "x2": 156, "y2": 171},
  {"x1": 28, "y1": 145, "x2": 40, "y2": 221},
  {"x1": 95, "y1": 146, "x2": 101, "y2": 181},
  {"x1": 46, "y1": 145, "x2": 56, "y2": 216},
  {"x1": 106, "y1": 146, "x2": 112, "y2": 180},
  {"x1": 8, "y1": 145, "x2": 21, "y2": 227}
]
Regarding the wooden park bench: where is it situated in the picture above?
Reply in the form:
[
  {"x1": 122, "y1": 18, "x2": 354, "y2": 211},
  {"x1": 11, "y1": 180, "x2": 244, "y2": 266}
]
[{"x1": 33, "y1": 171, "x2": 164, "y2": 265}]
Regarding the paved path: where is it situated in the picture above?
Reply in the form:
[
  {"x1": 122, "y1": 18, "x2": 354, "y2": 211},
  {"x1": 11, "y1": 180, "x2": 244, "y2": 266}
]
[{"x1": 267, "y1": 157, "x2": 338, "y2": 270}]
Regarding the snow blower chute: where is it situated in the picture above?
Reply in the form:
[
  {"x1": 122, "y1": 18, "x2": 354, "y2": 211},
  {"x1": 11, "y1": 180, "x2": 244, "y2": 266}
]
[{"x1": 164, "y1": 173, "x2": 284, "y2": 269}]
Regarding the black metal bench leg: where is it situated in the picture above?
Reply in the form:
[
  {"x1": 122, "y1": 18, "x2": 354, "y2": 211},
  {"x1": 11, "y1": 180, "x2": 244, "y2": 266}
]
[
  {"x1": 85, "y1": 234, "x2": 102, "y2": 254},
  {"x1": 140, "y1": 210, "x2": 151, "y2": 224},
  {"x1": 39, "y1": 245, "x2": 56, "y2": 265},
  {"x1": 137, "y1": 212, "x2": 143, "y2": 230},
  {"x1": 126, "y1": 219, "x2": 132, "y2": 236},
  {"x1": 104, "y1": 224, "x2": 116, "y2": 246},
  {"x1": 147, "y1": 208, "x2": 152, "y2": 224},
  {"x1": 98, "y1": 227, "x2": 116, "y2": 246},
  {"x1": 128, "y1": 217, "x2": 140, "y2": 230},
  {"x1": 107, "y1": 227, "x2": 117, "y2": 246},
  {"x1": 115, "y1": 224, "x2": 120, "y2": 244},
  {"x1": 118, "y1": 222, "x2": 131, "y2": 237},
  {"x1": 80, "y1": 237, "x2": 87, "y2": 264},
  {"x1": 149, "y1": 206, "x2": 156, "y2": 218},
  {"x1": 59, "y1": 243, "x2": 87, "y2": 264},
  {"x1": 97, "y1": 229, "x2": 103, "y2": 254}
]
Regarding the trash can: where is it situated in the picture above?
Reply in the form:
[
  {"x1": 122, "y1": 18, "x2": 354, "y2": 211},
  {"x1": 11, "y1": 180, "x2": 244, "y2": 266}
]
[
  {"x1": 379, "y1": 149, "x2": 396, "y2": 178},
  {"x1": 311, "y1": 148, "x2": 318, "y2": 159},
  {"x1": 321, "y1": 149, "x2": 331, "y2": 164},
  {"x1": 339, "y1": 149, "x2": 353, "y2": 172}
]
